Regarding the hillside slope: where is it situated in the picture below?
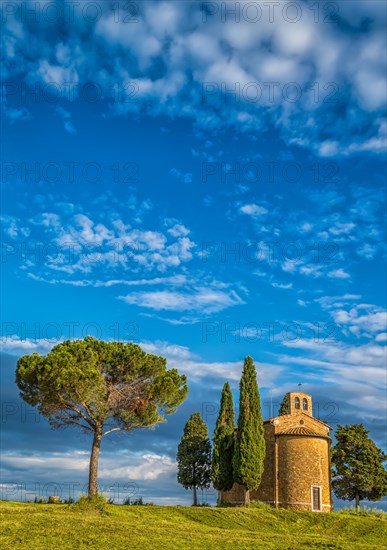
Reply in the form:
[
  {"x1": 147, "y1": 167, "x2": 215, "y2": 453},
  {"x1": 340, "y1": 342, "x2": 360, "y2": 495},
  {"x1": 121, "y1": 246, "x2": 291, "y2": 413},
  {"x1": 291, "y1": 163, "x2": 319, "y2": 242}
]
[{"x1": 0, "y1": 501, "x2": 386, "y2": 549}]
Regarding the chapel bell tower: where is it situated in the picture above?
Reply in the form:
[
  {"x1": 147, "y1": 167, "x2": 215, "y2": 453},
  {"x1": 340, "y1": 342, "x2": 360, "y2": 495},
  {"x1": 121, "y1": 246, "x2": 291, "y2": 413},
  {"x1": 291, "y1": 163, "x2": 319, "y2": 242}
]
[{"x1": 287, "y1": 391, "x2": 312, "y2": 416}]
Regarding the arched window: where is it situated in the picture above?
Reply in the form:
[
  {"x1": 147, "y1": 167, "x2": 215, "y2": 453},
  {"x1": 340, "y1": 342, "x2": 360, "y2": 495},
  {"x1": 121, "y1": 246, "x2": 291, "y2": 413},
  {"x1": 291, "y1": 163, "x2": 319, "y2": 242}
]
[
  {"x1": 295, "y1": 397, "x2": 300, "y2": 409},
  {"x1": 302, "y1": 398, "x2": 308, "y2": 411}
]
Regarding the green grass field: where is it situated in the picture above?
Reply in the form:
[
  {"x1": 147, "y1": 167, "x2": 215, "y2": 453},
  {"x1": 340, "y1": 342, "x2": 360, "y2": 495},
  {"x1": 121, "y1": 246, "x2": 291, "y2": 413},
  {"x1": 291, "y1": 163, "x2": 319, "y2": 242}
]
[{"x1": 1, "y1": 501, "x2": 386, "y2": 549}]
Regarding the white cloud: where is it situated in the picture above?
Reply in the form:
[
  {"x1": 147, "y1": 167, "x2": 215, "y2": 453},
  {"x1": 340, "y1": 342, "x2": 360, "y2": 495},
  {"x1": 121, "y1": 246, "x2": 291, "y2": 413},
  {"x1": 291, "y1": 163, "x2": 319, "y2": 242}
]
[
  {"x1": 299, "y1": 264, "x2": 323, "y2": 278},
  {"x1": 318, "y1": 141, "x2": 339, "y2": 157},
  {"x1": 272, "y1": 282, "x2": 293, "y2": 289},
  {"x1": 27, "y1": 273, "x2": 190, "y2": 288},
  {"x1": 333, "y1": 306, "x2": 387, "y2": 337},
  {"x1": 1, "y1": 0, "x2": 385, "y2": 156},
  {"x1": 9, "y1": 210, "x2": 197, "y2": 276},
  {"x1": 99, "y1": 453, "x2": 175, "y2": 481},
  {"x1": 0, "y1": 335, "x2": 57, "y2": 354},
  {"x1": 329, "y1": 222, "x2": 355, "y2": 236},
  {"x1": 64, "y1": 120, "x2": 77, "y2": 134},
  {"x1": 1, "y1": 450, "x2": 175, "y2": 485},
  {"x1": 316, "y1": 294, "x2": 362, "y2": 310},
  {"x1": 239, "y1": 204, "x2": 268, "y2": 217},
  {"x1": 357, "y1": 243, "x2": 377, "y2": 259},
  {"x1": 167, "y1": 224, "x2": 190, "y2": 238},
  {"x1": 328, "y1": 268, "x2": 351, "y2": 279},
  {"x1": 280, "y1": 340, "x2": 386, "y2": 393},
  {"x1": 299, "y1": 223, "x2": 313, "y2": 233},
  {"x1": 1, "y1": 453, "x2": 89, "y2": 473},
  {"x1": 169, "y1": 169, "x2": 192, "y2": 184},
  {"x1": 119, "y1": 286, "x2": 245, "y2": 314},
  {"x1": 1, "y1": 215, "x2": 30, "y2": 238},
  {"x1": 140, "y1": 340, "x2": 282, "y2": 385},
  {"x1": 315, "y1": 296, "x2": 387, "y2": 339},
  {"x1": 37, "y1": 59, "x2": 79, "y2": 88}
]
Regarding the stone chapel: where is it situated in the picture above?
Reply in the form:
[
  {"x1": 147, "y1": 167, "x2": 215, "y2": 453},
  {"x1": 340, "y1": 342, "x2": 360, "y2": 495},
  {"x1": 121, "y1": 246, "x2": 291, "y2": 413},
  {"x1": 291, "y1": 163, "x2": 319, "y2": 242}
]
[{"x1": 220, "y1": 391, "x2": 332, "y2": 512}]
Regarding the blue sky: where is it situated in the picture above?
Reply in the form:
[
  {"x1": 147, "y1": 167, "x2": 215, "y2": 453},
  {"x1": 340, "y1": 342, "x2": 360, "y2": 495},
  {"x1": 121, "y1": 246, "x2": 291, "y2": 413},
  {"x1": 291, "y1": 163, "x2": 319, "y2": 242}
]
[{"x1": 1, "y1": 0, "x2": 386, "y2": 507}]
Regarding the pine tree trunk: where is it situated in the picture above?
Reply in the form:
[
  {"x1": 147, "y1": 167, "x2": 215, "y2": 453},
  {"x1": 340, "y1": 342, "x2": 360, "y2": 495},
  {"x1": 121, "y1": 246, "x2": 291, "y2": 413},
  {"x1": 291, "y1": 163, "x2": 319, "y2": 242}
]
[
  {"x1": 193, "y1": 485, "x2": 198, "y2": 506},
  {"x1": 355, "y1": 493, "x2": 360, "y2": 513},
  {"x1": 245, "y1": 488, "x2": 250, "y2": 505},
  {"x1": 88, "y1": 427, "x2": 102, "y2": 497}
]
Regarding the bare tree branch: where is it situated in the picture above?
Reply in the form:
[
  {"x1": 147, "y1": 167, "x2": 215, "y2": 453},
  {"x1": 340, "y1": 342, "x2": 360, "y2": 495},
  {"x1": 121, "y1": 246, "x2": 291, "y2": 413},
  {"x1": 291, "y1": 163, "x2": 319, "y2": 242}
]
[{"x1": 64, "y1": 402, "x2": 96, "y2": 429}]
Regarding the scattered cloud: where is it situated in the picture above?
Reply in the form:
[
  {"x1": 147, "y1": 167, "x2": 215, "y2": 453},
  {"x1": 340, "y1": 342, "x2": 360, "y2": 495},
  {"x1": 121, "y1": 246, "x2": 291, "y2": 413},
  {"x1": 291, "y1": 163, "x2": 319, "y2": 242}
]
[
  {"x1": 170, "y1": 169, "x2": 192, "y2": 184},
  {"x1": 3, "y1": 1, "x2": 385, "y2": 155},
  {"x1": 119, "y1": 286, "x2": 245, "y2": 315},
  {"x1": 327, "y1": 268, "x2": 351, "y2": 280},
  {"x1": 272, "y1": 282, "x2": 293, "y2": 289},
  {"x1": 239, "y1": 204, "x2": 268, "y2": 217},
  {"x1": 1, "y1": 209, "x2": 197, "y2": 277},
  {"x1": 316, "y1": 296, "x2": 387, "y2": 339},
  {"x1": 0, "y1": 336, "x2": 57, "y2": 354},
  {"x1": 56, "y1": 107, "x2": 77, "y2": 134}
]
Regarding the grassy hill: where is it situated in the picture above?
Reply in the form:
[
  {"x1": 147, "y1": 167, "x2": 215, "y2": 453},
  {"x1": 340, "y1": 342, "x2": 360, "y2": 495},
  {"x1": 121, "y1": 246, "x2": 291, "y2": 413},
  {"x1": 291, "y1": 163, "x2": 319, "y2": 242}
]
[{"x1": 1, "y1": 501, "x2": 386, "y2": 549}]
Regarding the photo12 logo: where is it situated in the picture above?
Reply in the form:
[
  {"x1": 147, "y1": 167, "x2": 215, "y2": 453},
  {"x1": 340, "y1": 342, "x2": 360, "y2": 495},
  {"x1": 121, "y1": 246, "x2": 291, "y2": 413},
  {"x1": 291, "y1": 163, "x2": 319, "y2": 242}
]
[
  {"x1": 200, "y1": 241, "x2": 340, "y2": 264},
  {"x1": 1, "y1": 2, "x2": 142, "y2": 24},
  {"x1": 201, "y1": 321, "x2": 339, "y2": 344},
  {"x1": 201, "y1": 161, "x2": 339, "y2": 184},
  {"x1": 0, "y1": 481, "x2": 140, "y2": 503},
  {"x1": 1, "y1": 321, "x2": 140, "y2": 347},
  {"x1": 1, "y1": 161, "x2": 139, "y2": 184},
  {"x1": 202, "y1": 399, "x2": 340, "y2": 424},
  {"x1": 1, "y1": 81, "x2": 142, "y2": 105},
  {"x1": 202, "y1": 81, "x2": 340, "y2": 107},
  {"x1": 201, "y1": 2, "x2": 340, "y2": 24}
]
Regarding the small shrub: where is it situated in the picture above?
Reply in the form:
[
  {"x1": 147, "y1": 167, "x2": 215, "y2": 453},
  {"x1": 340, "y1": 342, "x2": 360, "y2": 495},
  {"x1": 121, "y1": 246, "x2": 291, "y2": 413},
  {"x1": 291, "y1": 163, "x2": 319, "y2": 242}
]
[
  {"x1": 74, "y1": 494, "x2": 109, "y2": 513},
  {"x1": 131, "y1": 496, "x2": 144, "y2": 506}
]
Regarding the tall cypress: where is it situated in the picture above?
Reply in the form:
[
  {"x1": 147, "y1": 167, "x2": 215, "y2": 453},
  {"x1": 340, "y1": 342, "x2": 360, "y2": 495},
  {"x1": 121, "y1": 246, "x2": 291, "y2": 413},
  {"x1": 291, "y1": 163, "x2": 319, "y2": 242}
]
[
  {"x1": 233, "y1": 356, "x2": 265, "y2": 504},
  {"x1": 212, "y1": 382, "x2": 235, "y2": 493}
]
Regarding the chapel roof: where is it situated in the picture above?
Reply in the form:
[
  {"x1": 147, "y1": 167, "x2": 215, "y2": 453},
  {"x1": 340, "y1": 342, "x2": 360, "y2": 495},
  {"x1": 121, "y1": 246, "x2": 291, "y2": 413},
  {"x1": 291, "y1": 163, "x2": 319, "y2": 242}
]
[
  {"x1": 276, "y1": 425, "x2": 319, "y2": 436},
  {"x1": 263, "y1": 411, "x2": 332, "y2": 430}
]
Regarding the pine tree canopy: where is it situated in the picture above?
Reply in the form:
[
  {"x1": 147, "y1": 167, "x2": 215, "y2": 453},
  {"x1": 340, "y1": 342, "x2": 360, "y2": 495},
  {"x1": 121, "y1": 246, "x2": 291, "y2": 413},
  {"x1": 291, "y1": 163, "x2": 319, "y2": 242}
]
[{"x1": 16, "y1": 337, "x2": 188, "y2": 431}]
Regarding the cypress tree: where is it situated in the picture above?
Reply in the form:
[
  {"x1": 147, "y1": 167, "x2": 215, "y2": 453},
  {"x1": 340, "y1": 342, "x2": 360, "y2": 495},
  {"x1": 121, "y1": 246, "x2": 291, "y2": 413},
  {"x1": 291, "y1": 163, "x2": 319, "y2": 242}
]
[
  {"x1": 233, "y1": 356, "x2": 265, "y2": 504},
  {"x1": 177, "y1": 412, "x2": 212, "y2": 506},
  {"x1": 278, "y1": 393, "x2": 290, "y2": 416},
  {"x1": 212, "y1": 382, "x2": 235, "y2": 493}
]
